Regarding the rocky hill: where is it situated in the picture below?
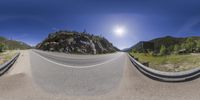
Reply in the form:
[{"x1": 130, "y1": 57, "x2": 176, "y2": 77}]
[
  {"x1": 0, "y1": 36, "x2": 31, "y2": 50},
  {"x1": 36, "y1": 31, "x2": 119, "y2": 54}
]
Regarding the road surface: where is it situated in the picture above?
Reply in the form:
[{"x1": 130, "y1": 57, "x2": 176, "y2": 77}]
[{"x1": 1, "y1": 50, "x2": 200, "y2": 100}]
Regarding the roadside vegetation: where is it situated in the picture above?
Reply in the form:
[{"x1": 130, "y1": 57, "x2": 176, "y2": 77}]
[
  {"x1": 0, "y1": 44, "x2": 18, "y2": 65},
  {"x1": 0, "y1": 36, "x2": 30, "y2": 65},
  {"x1": 0, "y1": 43, "x2": 7, "y2": 52},
  {"x1": 0, "y1": 51, "x2": 18, "y2": 65},
  {"x1": 130, "y1": 53, "x2": 200, "y2": 72},
  {"x1": 130, "y1": 37, "x2": 200, "y2": 72}
]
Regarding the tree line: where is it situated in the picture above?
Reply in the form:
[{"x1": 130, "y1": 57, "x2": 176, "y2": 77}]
[
  {"x1": 159, "y1": 37, "x2": 200, "y2": 55},
  {"x1": 131, "y1": 37, "x2": 200, "y2": 56}
]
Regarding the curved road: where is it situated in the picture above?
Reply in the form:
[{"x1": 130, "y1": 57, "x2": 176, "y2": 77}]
[{"x1": 1, "y1": 50, "x2": 200, "y2": 100}]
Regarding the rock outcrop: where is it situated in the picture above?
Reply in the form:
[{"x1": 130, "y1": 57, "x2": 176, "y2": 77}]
[{"x1": 36, "y1": 30, "x2": 118, "y2": 54}]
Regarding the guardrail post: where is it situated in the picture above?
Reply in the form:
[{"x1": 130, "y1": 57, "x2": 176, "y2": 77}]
[
  {"x1": 142, "y1": 62, "x2": 149, "y2": 67},
  {"x1": 135, "y1": 58, "x2": 139, "y2": 61}
]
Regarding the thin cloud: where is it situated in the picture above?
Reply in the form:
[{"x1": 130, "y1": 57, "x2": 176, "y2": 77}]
[{"x1": 177, "y1": 16, "x2": 200, "y2": 35}]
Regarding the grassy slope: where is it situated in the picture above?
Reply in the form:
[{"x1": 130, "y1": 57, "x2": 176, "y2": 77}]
[
  {"x1": 130, "y1": 52, "x2": 200, "y2": 72},
  {"x1": 0, "y1": 50, "x2": 18, "y2": 65}
]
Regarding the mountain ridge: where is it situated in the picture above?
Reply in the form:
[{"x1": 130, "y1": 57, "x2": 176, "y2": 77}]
[
  {"x1": 0, "y1": 36, "x2": 31, "y2": 50},
  {"x1": 126, "y1": 35, "x2": 200, "y2": 52}
]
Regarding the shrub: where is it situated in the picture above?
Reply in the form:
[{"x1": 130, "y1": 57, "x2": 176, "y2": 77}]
[
  {"x1": 0, "y1": 43, "x2": 6, "y2": 52},
  {"x1": 196, "y1": 40, "x2": 200, "y2": 52},
  {"x1": 174, "y1": 44, "x2": 181, "y2": 54},
  {"x1": 184, "y1": 38, "x2": 196, "y2": 52},
  {"x1": 159, "y1": 45, "x2": 167, "y2": 56}
]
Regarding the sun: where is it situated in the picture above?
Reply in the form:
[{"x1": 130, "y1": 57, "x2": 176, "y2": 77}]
[{"x1": 114, "y1": 26, "x2": 126, "y2": 37}]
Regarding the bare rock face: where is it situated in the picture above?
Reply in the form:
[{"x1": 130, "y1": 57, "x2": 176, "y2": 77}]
[{"x1": 36, "y1": 30, "x2": 118, "y2": 54}]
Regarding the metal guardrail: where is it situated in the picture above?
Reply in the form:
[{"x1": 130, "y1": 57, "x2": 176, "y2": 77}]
[
  {"x1": 128, "y1": 54, "x2": 200, "y2": 82},
  {"x1": 0, "y1": 53, "x2": 20, "y2": 76}
]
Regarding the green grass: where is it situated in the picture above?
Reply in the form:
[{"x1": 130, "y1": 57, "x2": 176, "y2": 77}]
[
  {"x1": 0, "y1": 50, "x2": 18, "y2": 65},
  {"x1": 130, "y1": 52, "x2": 200, "y2": 72}
]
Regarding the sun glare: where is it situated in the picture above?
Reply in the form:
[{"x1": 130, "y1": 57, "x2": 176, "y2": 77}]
[{"x1": 114, "y1": 26, "x2": 126, "y2": 37}]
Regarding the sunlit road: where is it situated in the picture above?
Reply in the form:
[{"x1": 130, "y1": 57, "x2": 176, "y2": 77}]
[
  {"x1": 30, "y1": 50, "x2": 125, "y2": 95},
  {"x1": 1, "y1": 50, "x2": 200, "y2": 100}
]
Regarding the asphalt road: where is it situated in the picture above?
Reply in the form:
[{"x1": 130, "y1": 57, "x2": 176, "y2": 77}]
[
  {"x1": 1, "y1": 50, "x2": 200, "y2": 100},
  {"x1": 30, "y1": 50, "x2": 125, "y2": 95}
]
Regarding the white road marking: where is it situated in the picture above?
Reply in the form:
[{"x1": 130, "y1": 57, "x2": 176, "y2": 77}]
[
  {"x1": 32, "y1": 51, "x2": 124, "y2": 69},
  {"x1": 33, "y1": 50, "x2": 119, "y2": 60}
]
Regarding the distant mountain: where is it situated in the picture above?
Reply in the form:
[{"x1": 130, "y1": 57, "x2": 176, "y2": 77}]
[
  {"x1": 150, "y1": 36, "x2": 185, "y2": 52},
  {"x1": 121, "y1": 48, "x2": 130, "y2": 52},
  {"x1": 0, "y1": 36, "x2": 31, "y2": 50},
  {"x1": 126, "y1": 36, "x2": 200, "y2": 52},
  {"x1": 36, "y1": 30, "x2": 119, "y2": 54}
]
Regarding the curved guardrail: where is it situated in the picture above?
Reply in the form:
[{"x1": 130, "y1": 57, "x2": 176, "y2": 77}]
[
  {"x1": 128, "y1": 54, "x2": 200, "y2": 82},
  {"x1": 0, "y1": 53, "x2": 20, "y2": 76}
]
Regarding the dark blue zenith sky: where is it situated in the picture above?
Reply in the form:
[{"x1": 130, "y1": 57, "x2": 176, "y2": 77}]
[{"x1": 0, "y1": 0, "x2": 200, "y2": 49}]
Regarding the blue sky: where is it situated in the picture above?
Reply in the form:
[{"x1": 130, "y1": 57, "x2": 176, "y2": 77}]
[{"x1": 0, "y1": 0, "x2": 200, "y2": 49}]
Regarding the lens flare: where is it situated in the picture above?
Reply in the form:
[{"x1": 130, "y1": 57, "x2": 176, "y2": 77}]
[{"x1": 114, "y1": 26, "x2": 126, "y2": 37}]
